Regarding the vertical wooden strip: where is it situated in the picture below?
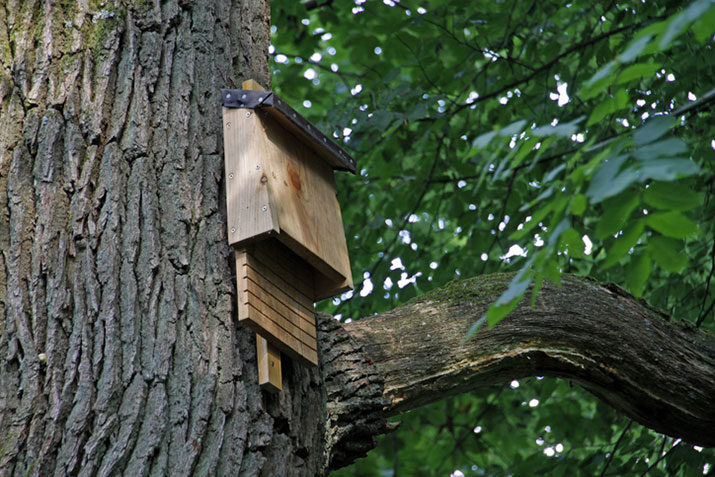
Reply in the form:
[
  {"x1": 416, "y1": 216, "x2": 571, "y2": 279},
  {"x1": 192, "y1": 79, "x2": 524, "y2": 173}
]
[{"x1": 257, "y1": 335, "x2": 282, "y2": 393}]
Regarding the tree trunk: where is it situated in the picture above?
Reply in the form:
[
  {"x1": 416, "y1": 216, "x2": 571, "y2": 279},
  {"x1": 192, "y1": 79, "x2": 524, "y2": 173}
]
[
  {"x1": 0, "y1": 1, "x2": 369, "y2": 475},
  {"x1": 2, "y1": 2, "x2": 715, "y2": 476}
]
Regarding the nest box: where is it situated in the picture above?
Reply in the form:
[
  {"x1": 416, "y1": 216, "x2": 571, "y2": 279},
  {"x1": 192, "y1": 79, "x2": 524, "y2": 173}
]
[{"x1": 221, "y1": 80, "x2": 355, "y2": 392}]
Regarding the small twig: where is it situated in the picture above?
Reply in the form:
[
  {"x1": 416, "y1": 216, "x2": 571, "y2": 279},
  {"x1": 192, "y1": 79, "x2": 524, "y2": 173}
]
[
  {"x1": 600, "y1": 420, "x2": 633, "y2": 476},
  {"x1": 640, "y1": 439, "x2": 680, "y2": 476}
]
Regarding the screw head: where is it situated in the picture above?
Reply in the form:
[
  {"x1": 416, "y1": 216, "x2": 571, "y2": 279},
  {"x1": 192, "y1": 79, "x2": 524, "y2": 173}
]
[
  {"x1": 226, "y1": 122, "x2": 231, "y2": 128},
  {"x1": 255, "y1": 165, "x2": 260, "y2": 170},
  {"x1": 262, "y1": 206, "x2": 268, "y2": 212},
  {"x1": 228, "y1": 173, "x2": 234, "y2": 179},
  {"x1": 231, "y1": 228, "x2": 236, "y2": 233},
  {"x1": 246, "y1": 111, "x2": 252, "y2": 117}
]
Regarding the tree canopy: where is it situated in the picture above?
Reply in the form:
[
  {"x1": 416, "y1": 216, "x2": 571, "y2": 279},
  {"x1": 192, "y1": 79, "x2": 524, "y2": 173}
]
[{"x1": 270, "y1": 0, "x2": 715, "y2": 475}]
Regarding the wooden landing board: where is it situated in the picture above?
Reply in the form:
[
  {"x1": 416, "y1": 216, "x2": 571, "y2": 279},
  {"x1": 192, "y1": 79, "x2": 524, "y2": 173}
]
[{"x1": 236, "y1": 241, "x2": 318, "y2": 366}]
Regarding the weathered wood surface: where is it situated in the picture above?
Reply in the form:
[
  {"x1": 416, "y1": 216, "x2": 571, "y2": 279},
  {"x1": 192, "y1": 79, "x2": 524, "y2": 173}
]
[
  {"x1": 256, "y1": 334, "x2": 282, "y2": 393},
  {"x1": 343, "y1": 274, "x2": 715, "y2": 448},
  {"x1": 223, "y1": 105, "x2": 280, "y2": 244}
]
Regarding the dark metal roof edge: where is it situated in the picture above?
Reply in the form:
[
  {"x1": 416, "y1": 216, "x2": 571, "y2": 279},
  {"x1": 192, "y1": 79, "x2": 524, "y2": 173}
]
[{"x1": 221, "y1": 88, "x2": 357, "y2": 173}]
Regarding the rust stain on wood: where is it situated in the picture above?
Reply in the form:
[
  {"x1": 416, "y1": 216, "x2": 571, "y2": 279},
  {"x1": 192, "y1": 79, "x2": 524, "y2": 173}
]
[{"x1": 287, "y1": 161, "x2": 302, "y2": 194}]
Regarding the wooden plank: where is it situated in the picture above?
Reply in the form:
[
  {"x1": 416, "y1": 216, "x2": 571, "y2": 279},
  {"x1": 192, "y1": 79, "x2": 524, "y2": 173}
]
[
  {"x1": 257, "y1": 335, "x2": 282, "y2": 393},
  {"x1": 246, "y1": 246, "x2": 315, "y2": 304},
  {"x1": 245, "y1": 279, "x2": 316, "y2": 339},
  {"x1": 223, "y1": 106, "x2": 280, "y2": 245},
  {"x1": 236, "y1": 248, "x2": 318, "y2": 366},
  {"x1": 243, "y1": 79, "x2": 265, "y2": 91},
  {"x1": 244, "y1": 284, "x2": 316, "y2": 344},
  {"x1": 246, "y1": 293, "x2": 316, "y2": 351},
  {"x1": 259, "y1": 115, "x2": 353, "y2": 291},
  {"x1": 237, "y1": 248, "x2": 314, "y2": 325},
  {"x1": 243, "y1": 256, "x2": 314, "y2": 318},
  {"x1": 244, "y1": 302, "x2": 318, "y2": 365},
  {"x1": 242, "y1": 80, "x2": 349, "y2": 286},
  {"x1": 252, "y1": 239, "x2": 316, "y2": 286},
  {"x1": 253, "y1": 238, "x2": 350, "y2": 300},
  {"x1": 315, "y1": 274, "x2": 352, "y2": 302}
]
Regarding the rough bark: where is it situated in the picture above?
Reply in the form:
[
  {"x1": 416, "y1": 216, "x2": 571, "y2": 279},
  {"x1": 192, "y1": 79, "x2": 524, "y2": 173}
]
[
  {"x1": 0, "y1": 1, "x2": 375, "y2": 476},
  {"x1": 344, "y1": 273, "x2": 715, "y2": 448}
]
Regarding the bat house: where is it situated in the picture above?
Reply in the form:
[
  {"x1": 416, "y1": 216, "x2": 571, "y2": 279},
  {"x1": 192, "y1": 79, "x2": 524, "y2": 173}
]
[{"x1": 222, "y1": 80, "x2": 355, "y2": 392}]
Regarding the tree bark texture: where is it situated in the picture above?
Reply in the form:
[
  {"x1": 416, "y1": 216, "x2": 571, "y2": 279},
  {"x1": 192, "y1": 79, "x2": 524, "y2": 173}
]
[
  {"x1": 344, "y1": 274, "x2": 715, "y2": 448},
  {"x1": 0, "y1": 1, "x2": 387, "y2": 475}
]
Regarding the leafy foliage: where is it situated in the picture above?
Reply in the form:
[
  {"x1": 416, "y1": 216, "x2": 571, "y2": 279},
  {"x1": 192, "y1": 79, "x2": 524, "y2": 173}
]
[{"x1": 270, "y1": 0, "x2": 715, "y2": 474}]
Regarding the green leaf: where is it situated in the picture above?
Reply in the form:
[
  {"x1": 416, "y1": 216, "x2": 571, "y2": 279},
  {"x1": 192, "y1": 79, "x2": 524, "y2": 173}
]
[
  {"x1": 646, "y1": 211, "x2": 699, "y2": 238},
  {"x1": 660, "y1": 0, "x2": 713, "y2": 49},
  {"x1": 532, "y1": 117, "x2": 584, "y2": 138},
  {"x1": 541, "y1": 257, "x2": 562, "y2": 288},
  {"x1": 643, "y1": 181, "x2": 703, "y2": 211},
  {"x1": 586, "y1": 155, "x2": 628, "y2": 203},
  {"x1": 626, "y1": 252, "x2": 651, "y2": 297},
  {"x1": 633, "y1": 138, "x2": 687, "y2": 160},
  {"x1": 633, "y1": 116, "x2": 676, "y2": 145},
  {"x1": 693, "y1": 5, "x2": 715, "y2": 42},
  {"x1": 638, "y1": 158, "x2": 700, "y2": 181},
  {"x1": 485, "y1": 298, "x2": 521, "y2": 328},
  {"x1": 582, "y1": 61, "x2": 615, "y2": 99},
  {"x1": 597, "y1": 167, "x2": 641, "y2": 204},
  {"x1": 473, "y1": 130, "x2": 496, "y2": 149},
  {"x1": 618, "y1": 34, "x2": 654, "y2": 63},
  {"x1": 570, "y1": 194, "x2": 587, "y2": 216},
  {"x1": 495, "y1": 276, "x2": 531, "y2": 307},
  {"x1": 595, "y1": 190, "x2": 640, "y2": 239},
  {"x1": 587, "y1": 89, "x2": 629, "y2": 127},
  {"x1": 647, "y1": 236, "x2": 688, "y2": 272},
  {"x1": 560, "y1": 227, "x2": 584, "y2": 258},
  {"x1": 601, "y1": 219, "x2": 645, "y2": 269},
  {"x1": 499, "y1": 119, "x2": 527, "y2": 137},
  {"x1": 463, "y1": 315, "x2": 487, "y2": 341},
  {"x1": 616, "y1": 62, "x2": 662, "y2": 84},
  {"x1": 511, "y1": 204, "x2": 552, "y2": 240}
]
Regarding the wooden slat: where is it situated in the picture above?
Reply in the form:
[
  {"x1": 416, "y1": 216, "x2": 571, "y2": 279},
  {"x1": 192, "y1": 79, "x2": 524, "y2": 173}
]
[
  {"x1": 243, "y1": 302, "x2": 318, "y2": 365},
  {"x1": 235, "y1": 248, "x2": 318, "y2": 366},
  {"x1": 246, "y1": 294, "x2": 316, "y2": 352},
  {"x1": 248, "y1": 244, "x2": 315, "y2": 300},
  {"x1": 244, "y1": 287, "x2": 316, "y2": 344},
  {"x1": 223, "y1": 106, "x2": 280, "y2": 245},
  {"x1": 252, "y1": 239, "x2": 315, "y2": 286},
  {"x1": 257, "y1": 335, "x2": 282, "y2": 393},
  {"x1": 245, "y1": 279, "x2": 316, "y2": 339},
  {"x1": 242, "y1": 258, "x2": 314, "y2": 318}
]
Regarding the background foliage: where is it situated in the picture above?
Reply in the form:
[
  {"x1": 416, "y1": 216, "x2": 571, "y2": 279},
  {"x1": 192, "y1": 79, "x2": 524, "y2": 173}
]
[{"x1": 270, "y1": 0, "x2": 715, "y2": 475}]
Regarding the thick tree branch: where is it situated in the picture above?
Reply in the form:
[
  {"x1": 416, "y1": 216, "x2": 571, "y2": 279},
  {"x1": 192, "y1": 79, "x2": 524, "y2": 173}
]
[{"x1": 341, "y1": 273, "x2": 715, "y2": 448}]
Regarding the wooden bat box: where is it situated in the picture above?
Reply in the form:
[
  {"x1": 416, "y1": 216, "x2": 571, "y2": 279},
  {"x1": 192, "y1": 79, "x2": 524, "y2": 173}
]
[{"x1": 221, "y1": 82, "x2": 355, "y2": 372}]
